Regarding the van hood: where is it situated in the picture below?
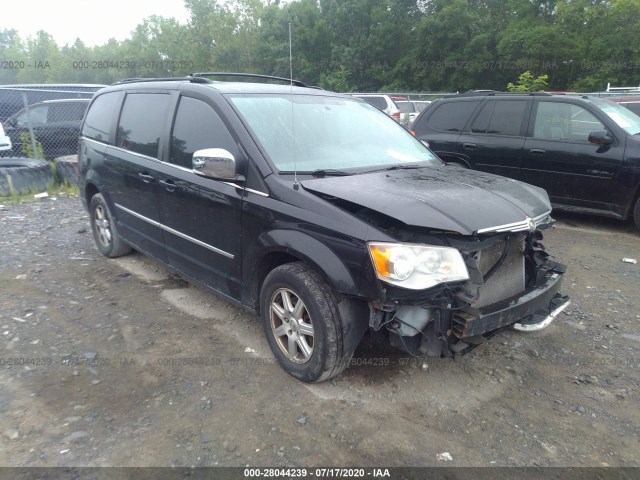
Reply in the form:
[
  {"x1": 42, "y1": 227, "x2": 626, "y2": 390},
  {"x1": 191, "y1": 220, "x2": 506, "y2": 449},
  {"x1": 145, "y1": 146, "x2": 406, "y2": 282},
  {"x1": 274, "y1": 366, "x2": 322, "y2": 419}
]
[{"x1": 301, "y1": 165, "x2": 552, "y2": 235}]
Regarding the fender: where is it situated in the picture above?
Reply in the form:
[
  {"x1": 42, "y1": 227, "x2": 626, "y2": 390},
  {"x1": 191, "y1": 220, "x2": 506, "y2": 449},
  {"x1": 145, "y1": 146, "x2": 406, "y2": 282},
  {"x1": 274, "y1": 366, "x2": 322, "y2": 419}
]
[
  {"x1": 246, "y1": 229, "x2": 362, "y2": 298},
  {"x1": 243, "y1": 229, "x2": 372, "y2": 352},
  {"x1": 82, "y1": 170, "x2": 113, "y2": 212}
]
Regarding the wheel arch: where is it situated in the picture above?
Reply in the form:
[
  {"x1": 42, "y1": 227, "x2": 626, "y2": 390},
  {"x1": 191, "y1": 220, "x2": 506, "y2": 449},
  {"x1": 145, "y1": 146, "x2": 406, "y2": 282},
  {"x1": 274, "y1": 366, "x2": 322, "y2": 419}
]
[
  {"x1": 629, "y1": 181, "x2": 640, "y2": 229},
  {"x1": 245, "y1": 229, "x2": 362, "y2": 313},
  {"x1": 84, "y1": 181, "x2": 99, "y2": 207}
]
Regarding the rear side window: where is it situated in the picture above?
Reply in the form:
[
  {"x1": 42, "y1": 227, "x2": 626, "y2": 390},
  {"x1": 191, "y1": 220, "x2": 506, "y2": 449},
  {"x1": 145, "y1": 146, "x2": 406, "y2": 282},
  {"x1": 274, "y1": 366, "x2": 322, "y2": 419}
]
[
  {"x1": 396, "y1": 101, "x2": 414, "y2": 113},
  {"x1": 423, "y1": 100, "x2": 480, "y2": 133},
  {"x1": 116, "y1": 93, "x2": 171, "y2": 158},
  {"x1": 623, "y1": 103, "x2": 640, "y2": 116},
  {"x1": 471, "y1": 100, "x2": 527, "y2": 136},
  {"x1": 83, "y1": 92, "x2": 121, "y2": 143},
  {"x1": 16, "y1": 106, "x2": 48, "y2": 126},
  {"x1": 50, "y1": 102, "x2": 87, "y2": 122},
  {"x1": 357, "y1": 96, "x2": 387, "y2": 111},
  {"x1": 170, "y1": 96, "x2": 238, "y2": 169}
]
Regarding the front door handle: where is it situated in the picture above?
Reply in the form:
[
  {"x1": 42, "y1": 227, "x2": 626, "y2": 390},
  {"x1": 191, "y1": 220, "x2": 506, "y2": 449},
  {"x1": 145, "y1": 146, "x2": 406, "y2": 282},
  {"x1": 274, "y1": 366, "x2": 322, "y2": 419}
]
[
  {"x1": 463, "y1": 143, "x2": 477, "y2": 150},
  {"x1": 138, "y1": 172, "x2": 155, "y2": 183},
  {"x1": 529, "y1": 148, "x2": 546, "y2": 155}
]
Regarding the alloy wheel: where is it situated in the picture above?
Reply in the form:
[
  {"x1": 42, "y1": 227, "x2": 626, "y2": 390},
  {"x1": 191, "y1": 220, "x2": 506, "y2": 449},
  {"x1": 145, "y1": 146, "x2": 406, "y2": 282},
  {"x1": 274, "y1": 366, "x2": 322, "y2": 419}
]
[{"x1": 269, "y1": 288, "x2": 315, "y2": 363}]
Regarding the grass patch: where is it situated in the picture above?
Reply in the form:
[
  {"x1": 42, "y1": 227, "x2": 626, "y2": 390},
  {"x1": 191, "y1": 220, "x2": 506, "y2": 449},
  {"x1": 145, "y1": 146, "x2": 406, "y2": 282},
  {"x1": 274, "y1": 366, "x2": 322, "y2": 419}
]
[
  {"x1": 1, "y1": 160, "x2": 80, "y2": 204},
  {"x1": 1, "y1": 179, "x2": 80, "y2": 204}
]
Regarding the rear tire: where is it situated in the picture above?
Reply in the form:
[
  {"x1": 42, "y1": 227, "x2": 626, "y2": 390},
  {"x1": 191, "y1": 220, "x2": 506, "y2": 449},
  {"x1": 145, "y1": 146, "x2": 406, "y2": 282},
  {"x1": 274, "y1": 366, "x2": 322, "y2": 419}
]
[
  {"x1": 89, "y1": 193, "x2": 132, "y2": 258},
  {"x1": 634, "y1": 197, "x2": 640, "y2": 232},
  {"x1": 260, "y1": 262, "x2": 351, "y2": 383}
]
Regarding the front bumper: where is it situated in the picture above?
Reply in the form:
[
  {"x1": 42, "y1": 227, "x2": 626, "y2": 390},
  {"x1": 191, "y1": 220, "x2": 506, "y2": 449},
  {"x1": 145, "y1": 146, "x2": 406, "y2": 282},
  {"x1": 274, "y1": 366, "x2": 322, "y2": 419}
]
[
  {"x1": 513, "y1": 296, "x2": 571, "y2": 332},
  {"x1": 451, "y1": 270, "x2": 567, "y2": 338}
]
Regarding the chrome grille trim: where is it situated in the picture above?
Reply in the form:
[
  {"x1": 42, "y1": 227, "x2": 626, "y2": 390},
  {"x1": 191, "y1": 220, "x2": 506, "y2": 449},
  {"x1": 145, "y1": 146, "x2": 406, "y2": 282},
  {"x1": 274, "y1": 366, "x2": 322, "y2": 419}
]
[{"x1": 475, "y1": 211, "x2": 552, "y2": 234}]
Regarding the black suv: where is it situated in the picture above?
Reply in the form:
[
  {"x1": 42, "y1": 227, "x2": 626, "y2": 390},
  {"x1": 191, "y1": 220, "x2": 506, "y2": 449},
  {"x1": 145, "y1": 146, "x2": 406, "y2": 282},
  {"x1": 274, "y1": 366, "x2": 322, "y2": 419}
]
[
  {"x1": 412, "y1": 92, "x2": 640, "y2": 229},
  {"x1": 78, "y1": 74, "x2": 569, "y2": 382}
]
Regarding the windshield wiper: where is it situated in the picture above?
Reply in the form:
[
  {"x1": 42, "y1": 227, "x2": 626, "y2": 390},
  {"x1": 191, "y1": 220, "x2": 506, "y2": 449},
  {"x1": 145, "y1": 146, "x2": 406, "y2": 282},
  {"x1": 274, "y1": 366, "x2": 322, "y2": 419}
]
[
  {"x1": 310, "y1": 169, "x2": 353, "y2": 177},
  {"x1": 358, "y1": 163, "x2": 427, "y2": 175},
  {"x1": 385, "y1": 164, "x2": 425, "y2": 171}
]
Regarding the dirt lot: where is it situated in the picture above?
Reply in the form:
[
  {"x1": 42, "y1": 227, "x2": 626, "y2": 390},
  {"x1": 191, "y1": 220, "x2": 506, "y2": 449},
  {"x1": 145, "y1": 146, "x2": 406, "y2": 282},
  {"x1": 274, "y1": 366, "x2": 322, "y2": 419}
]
[{"x1": 1, "y1": 195, "x2": 639, "y2": 468}]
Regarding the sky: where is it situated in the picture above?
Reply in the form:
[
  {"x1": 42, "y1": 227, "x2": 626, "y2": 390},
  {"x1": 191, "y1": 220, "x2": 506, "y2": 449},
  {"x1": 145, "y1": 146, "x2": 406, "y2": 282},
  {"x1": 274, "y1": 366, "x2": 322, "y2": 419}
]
[{"x1": 1, "y1": 0, "x2": 191, "y2": 47}]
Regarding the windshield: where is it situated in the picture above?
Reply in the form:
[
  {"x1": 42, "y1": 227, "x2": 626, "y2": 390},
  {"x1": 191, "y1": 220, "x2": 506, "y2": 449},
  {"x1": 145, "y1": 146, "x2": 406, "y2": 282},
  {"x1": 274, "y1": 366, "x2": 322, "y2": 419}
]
[
  {"x1": 593, "y1": 98, "x2": 640, "y2": 135},
  {"x1": 229, "y1": 94, "x2": 439, "y2": 172}
]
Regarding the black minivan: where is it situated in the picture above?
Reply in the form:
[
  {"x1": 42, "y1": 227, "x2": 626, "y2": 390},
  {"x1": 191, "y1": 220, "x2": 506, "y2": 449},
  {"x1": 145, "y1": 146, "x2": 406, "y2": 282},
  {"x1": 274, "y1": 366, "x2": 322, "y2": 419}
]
[
  {"x1": 412, "y1": 92, "x2": 640, "y2": 229},
  {"x1": 78, "y1": 75, "x2": 569, "y2": 382}
]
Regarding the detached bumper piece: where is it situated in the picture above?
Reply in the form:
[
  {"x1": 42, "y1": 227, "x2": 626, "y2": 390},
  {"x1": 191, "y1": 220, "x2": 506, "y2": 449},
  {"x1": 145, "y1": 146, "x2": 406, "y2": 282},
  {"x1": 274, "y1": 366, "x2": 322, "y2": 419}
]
[
  {"x1": 451, "y1": 269, "x2": 567, "y2": 339},
  {"x1": 513, "y1": 295, "x2": 571, "y2": 332}
]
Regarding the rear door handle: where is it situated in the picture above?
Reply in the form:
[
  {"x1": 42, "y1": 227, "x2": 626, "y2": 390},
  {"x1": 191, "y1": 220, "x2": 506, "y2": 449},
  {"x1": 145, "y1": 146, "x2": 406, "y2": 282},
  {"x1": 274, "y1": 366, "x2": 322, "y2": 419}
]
[
  {"x1": 463, "y1": 143, "x2": 477, "y2": 150},
  {"x1": 138, "y1": 172, "x2": 155, "y2": 183},
  {"x1": 159, "y1": 179, "x2": 177, "y2": 192},
  {"x1": 529, "y1": 148, "x2": 546, "y2": 155}
]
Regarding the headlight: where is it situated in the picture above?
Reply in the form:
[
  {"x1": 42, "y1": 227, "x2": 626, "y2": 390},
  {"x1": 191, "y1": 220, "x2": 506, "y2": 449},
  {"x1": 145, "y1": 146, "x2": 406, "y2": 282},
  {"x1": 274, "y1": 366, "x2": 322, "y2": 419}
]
[{"x1": 368, "y1": 242, "x2": 469, "y2": 290}]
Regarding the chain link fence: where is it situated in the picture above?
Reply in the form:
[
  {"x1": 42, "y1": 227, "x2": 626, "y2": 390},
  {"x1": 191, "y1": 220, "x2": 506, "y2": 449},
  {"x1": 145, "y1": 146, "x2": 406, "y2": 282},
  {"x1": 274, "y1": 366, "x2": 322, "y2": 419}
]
[{"x1": 0, "y1": 85, "x2": 103, "y2": 161}]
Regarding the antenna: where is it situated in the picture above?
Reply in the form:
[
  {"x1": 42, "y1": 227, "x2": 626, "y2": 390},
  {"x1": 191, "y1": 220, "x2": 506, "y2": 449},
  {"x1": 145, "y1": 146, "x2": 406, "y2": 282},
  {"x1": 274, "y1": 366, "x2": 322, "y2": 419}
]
[{"x1": 289, "y1": 22, "x2": 299, "y2": 190}]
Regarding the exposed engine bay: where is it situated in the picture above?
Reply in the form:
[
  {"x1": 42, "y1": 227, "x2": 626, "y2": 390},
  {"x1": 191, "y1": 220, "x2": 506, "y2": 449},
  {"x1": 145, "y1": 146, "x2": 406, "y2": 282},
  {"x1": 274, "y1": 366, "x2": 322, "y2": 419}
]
[{"x1": 367, "y1": 223, "x2": 569, "y2": 358}]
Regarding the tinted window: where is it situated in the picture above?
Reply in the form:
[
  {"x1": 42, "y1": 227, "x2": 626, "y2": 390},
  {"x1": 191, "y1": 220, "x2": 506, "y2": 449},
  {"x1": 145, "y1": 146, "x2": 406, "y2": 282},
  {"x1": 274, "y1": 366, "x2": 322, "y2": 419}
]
[
  {"x1": 487, "y1": 100, "x2": 526, "y2": 136},
  {"x1": 117, "y1": 93, "x2": 170, "y2": 158},
  {"x1": 468, "y1": 100, "x2": 527, "y2": 136},
  {"x1": 470, "y1": 102, "x2": 492, "y2": 133},
  {"x1": 49, "y1": 102, "x2": 88, "y2": 122},
  {"x1": 623, "y1": 103, "x2": 640, "y2": 116},
  {"x1": 414, "y1": 101, "x2": 431, "y2": 112},
  {"x1": 83, "y1": 92, "x2": 121, "y2": 143},
  {"x1": 533, "y1": 102, "x2": 604, "y2": 142},
  {"x1": 170, "y1": 96, "x2": 238, "y2": 169},
  {"x1": 16, "y1": 106, "x2": 48, "y2": 126},
  {"x1": 425, "y1": 100, "x2": 480, "y2": 132},
  {"x1": 356, "y1": 96, "x2": 387, "y2": 111},
  {"x1": 396, "y1": 101, "x2": 414, "y2": 113}
]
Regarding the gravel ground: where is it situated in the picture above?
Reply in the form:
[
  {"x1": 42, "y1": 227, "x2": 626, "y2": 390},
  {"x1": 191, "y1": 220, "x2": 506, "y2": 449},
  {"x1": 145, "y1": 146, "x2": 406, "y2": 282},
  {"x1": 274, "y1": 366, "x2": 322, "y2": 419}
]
[{"x1": 0, "y1": 195, "x2": 639, "y2": 468}]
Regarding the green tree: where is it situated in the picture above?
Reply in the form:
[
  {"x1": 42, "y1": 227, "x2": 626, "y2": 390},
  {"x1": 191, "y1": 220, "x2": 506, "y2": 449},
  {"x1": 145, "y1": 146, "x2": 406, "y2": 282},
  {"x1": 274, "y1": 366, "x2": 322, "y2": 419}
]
[
  {"x1": 16, "y1": 31, "x2": 65, "y2": 83},
  {"x1": 1, "y1": 0, "x2": 639, "y2": 94},
  {"x1": 123, "y1": 16, "x2": 193, "y2": 78},
  {"x1": 507, "y1": 71, "x2": 549, "y2": 91},
  {"x1": 0, "y1": 29, "x2": 27, "y2": 84}
]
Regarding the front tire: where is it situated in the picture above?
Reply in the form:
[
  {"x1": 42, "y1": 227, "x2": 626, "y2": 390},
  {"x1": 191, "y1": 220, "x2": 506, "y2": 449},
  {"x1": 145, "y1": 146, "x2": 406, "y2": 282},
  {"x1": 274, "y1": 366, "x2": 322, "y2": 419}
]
[
  {"x1": 634, "y1": 196, "x2": 640, "y2": 232},
  {"x1": 260, "y1": 262, "x2": 350, "y2": 383},
  {"x1": 89, "y1": 193, "x2": 132, "y2": 258}
]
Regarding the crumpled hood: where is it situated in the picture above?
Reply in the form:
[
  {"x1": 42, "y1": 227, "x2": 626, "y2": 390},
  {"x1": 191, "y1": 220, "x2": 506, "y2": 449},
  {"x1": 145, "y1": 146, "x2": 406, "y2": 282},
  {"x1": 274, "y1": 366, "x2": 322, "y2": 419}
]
[{"x1": 301, "y1": 165, "x2": 551, "y2": 235}]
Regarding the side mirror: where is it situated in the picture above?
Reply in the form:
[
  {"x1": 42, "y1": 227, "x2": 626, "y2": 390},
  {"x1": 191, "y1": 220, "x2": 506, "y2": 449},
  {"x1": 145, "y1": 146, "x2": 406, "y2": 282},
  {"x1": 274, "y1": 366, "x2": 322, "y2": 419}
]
[
  {"x1": 192, "y1": 148, "x2": 239, "y2": 180},
  {"x1": 588, "y1": 130, "x2": 613, "y2": 146}
]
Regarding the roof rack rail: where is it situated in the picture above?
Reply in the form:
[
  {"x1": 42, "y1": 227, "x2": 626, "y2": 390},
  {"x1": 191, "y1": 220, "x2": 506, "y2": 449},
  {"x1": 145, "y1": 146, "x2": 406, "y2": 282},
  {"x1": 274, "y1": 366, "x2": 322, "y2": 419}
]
[
  {"x1": 466, "y1": 89, "x2": 499, "y2": 94},
  {"x1": 453, "y1": 91, "x2": 553, "y2": 98},
  {"x1": 113, "y1": 76, "x2": 212, "y2": 85},
  {"x1": 192, "y1": 72, "x2": 307, "y2": 87}
]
